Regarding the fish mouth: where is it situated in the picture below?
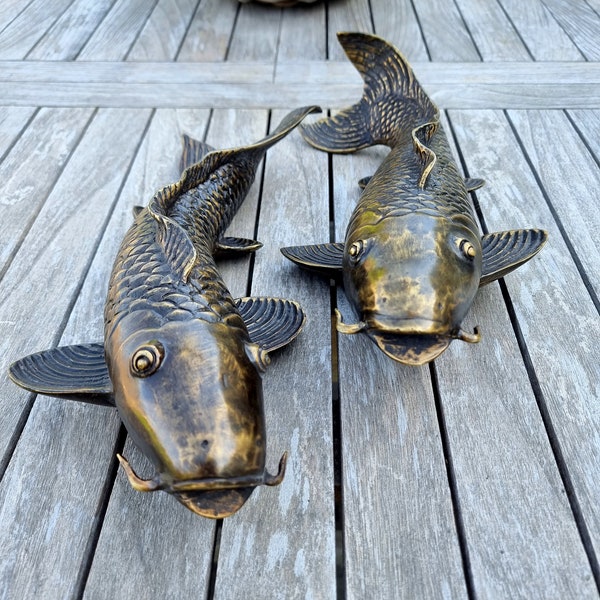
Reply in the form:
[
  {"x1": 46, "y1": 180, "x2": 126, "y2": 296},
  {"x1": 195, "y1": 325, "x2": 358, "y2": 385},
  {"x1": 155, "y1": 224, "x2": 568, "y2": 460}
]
[
  {"x1": 116, "y1": 452, "x2": 287, "y2": 519},
  {"x1": 334, "y1": 310, "x2": 480, "y2": 365},
  {"x1": 366, "y1": 330, "x2": 451, "y2": 365}
]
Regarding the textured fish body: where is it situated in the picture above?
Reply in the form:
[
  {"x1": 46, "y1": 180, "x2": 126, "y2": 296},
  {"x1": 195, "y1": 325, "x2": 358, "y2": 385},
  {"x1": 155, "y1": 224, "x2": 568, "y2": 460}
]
[
  {"x1": 282, "y1": 33, "x2": 546, "y2": 365},
  {"x1": 9, "y1": 106, "x2": 319, "y2": 519}
]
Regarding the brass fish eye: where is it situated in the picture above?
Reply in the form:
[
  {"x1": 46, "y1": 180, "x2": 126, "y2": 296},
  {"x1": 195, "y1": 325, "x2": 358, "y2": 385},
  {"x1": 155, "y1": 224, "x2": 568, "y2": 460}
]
[
  {"x1": 458, "y1": 238, "x2": 476, "y2": 260},
  {"x1": 348, "y1": 240, "x2": 366, "y2": 263},
  {"x1": 130, "y1": 341, "x2": 164, "y2": 378}
]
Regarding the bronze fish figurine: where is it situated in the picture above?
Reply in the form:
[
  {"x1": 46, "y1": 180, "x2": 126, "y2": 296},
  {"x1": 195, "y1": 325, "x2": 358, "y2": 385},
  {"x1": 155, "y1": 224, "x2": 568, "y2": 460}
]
[
  {"x1": 9, "y1": 105, "x2": 320, "y2": 518},
  {"x1": 281, "y1": 33, "x2": 547, "y2": 366}
]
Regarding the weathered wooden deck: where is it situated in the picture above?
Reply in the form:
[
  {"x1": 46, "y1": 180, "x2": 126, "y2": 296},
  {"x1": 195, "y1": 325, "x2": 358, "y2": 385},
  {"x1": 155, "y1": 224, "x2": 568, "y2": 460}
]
[{"x1": 0, "y1": 0, "x2": 599, "y2": 598}]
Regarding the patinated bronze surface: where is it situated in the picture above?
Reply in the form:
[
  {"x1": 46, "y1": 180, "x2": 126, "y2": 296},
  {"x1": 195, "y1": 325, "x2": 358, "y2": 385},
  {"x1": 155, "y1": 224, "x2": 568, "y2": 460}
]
[
  {"x1": 282, "y1": 32, "x2": 547, "y2": 366},
  {"x1": 9, "y1": 105, "x2": 320, "y2": 519}
]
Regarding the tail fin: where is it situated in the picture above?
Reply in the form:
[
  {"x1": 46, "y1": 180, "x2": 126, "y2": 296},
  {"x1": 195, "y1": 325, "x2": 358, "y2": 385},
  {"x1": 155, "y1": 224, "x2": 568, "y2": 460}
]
[{"x1": 301, "y1": 32, "x2": 438, "y2": 153}]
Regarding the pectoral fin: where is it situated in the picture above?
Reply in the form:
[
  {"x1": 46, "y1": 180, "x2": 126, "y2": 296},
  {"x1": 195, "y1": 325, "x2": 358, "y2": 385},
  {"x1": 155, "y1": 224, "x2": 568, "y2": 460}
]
[
  {"x1": 236, "y1": 297, "x2": 306, "y2": 352},
  {"x1": 215, "y1": 237, "x2": 263, "y2": 257},
  {"x1": 280, "y1": 243, "x2": 344, "y2": 277},
  {"x1": 464, "y1": 177, "x2": 485, "y2": 192},
  {"x1": 8, "y1": 343, "x2": 114, "y2": 406},
  {"x1": 480, "y1": 229, "x2": 548, "y2": 286}
]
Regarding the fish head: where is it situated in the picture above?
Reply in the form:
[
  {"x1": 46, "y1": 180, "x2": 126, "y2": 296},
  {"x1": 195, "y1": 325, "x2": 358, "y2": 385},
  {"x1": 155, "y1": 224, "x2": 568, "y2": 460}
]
[
  {"x1": 342, "y1": 214, "x2": 482, "y2": 365},
  {"x1": 107, "y1": 315, "x2": 284, "y2": 518}
]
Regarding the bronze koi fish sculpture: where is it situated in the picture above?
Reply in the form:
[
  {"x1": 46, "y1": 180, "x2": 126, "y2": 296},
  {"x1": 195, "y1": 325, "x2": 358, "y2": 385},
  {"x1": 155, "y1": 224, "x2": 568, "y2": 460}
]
[
  {"x1": 282, "y1": 33, "x2": 547, "y2": 366},
  {"x1": 9, "y1": 105, "x2": 320, "y2": 518}
]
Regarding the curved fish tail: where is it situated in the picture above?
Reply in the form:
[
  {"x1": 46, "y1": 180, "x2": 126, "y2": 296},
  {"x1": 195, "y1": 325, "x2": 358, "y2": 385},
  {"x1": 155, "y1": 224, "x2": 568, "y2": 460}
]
[
  {"x1": 301, "y1": 32, "x2": 438, "y2": 153},
  {"x1": 211, "y1": 104, "x2": 323, "y2": 169}
]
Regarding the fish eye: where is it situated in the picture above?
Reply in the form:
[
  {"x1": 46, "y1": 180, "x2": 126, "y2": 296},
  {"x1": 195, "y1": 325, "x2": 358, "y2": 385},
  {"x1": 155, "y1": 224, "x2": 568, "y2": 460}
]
[
  {"x1": 130, "y1": 341, "x2": 164, "y2": 378},
  {"x1": 348, "y1": 240, "x2": 366, "y2": 264},
  {"x1": 458, "y1": 239, "x2": 476, "y2": 260}
]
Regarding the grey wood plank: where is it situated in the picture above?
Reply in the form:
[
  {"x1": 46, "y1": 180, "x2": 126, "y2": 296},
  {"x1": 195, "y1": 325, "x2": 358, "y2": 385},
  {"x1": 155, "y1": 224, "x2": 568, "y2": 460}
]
[
  {"x1": 127, "y1": 0, "x2": 198, "y2": 62},
  {"x1": 0, "y1": 107, "x2": 151, "y2": 600},
  {"x1": 370, "y1": 0, "x2": 430, "y2": 62},
  {"x1": 508, "y1": 109, "x2": 600, "y2": 300},
  {"x1": 81, "y1": 109, "x2": 217, "y2": 600},
  {"x1": 26, "y1": 0, "x2": 115, "y2": 61},
  {"x1": 0, "y1": 106, "x2": 37, "y2": 159},
  {"x1": 214, "y1": 108, "x2": 337, "y2": 600},
  {"x1": 78, "y1": 0, "x2": 159, "y2": 60},
  {"x1": 542, "y1": 0, "x2": 600, "y2": 60},
  {"x1": 413, "y1": 0, "x2": 480, "y2": 61},
  {"x1": 0, "y1": 107, "x2": 94, "y2": 276},
  {"x1": 498, "y1": 0, "x2": 584, "y2": 60},
  {"x1": 0, "y1": 0, "x2": 35, "y2": 34},
  {"x1": 0, "y1": 0, "x2": 74, "y2": 59},
  {"x1": 228, "y1": 1, "x2": 281, "y2": 62},
  {"x1": 568, "y1": 109, "x2": 600, "y2": 158},
  {"x1": 4, "y1": 61, "x2": 598, "y2": 109},
  {"x1": 330, "y1": 144, "x2": 468, "y2": 599},
  {"x1": 5, "y1": 59, "x2": 599, "y2": 87},
  {"x1": 327, "y1": 0, "x2": 374, "y2": 59},
  {"x1": 177, "y1": 0, "x2": 238, "y2": 61},
  {"x1": 278, "y1": 1, "x2": 326, "y2": 62},
  {"x1": 450, "y1": 108, "x2": 600, "y2": 589},
  {"x1": 454, "y1": 0, "x2": 532, "y2": 60}
]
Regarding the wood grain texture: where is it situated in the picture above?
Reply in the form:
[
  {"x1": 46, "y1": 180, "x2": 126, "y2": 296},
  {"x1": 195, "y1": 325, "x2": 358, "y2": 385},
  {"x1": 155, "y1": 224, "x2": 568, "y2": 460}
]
[
  {"x1": 454, "y1": 0, "x2": 532, "y2": 60},
  {"x1": 26, "y1": 0, "x2": 115, "y2": 61},
  {"x1": 0, "y1": 0, "x2": 35, "y2": 33},
  {"x1": 541, "y1": 0, "x2": 600, "y2": 60},
  {"x1": 126, "y1": 0, "x2": 198, "y2": 62},
  {"x1": 278, "y1": 1, "x2": 326, "y2": 62},
  {"x1": 78, "y1": 0, "x2": 159, "y2": 60},
  {"x1": 228, "y1": 1, "x2": 281, "y2": 62},
  {"x1": 177, "y1": 0, "x2": 238, "y2": 61},
  {"x1": 213, "y1": 108, "x2": 337, "y2": 600},
  {"x1": 0, "y1": 0, "x2": 74, "y2": 59},
  {"x1": 3, "y1": 61, "x2": 598, "y2": 109},
  {"x1": 498, "y1": 0, "x2": 584, "y2": 60},
  {"x1": 0, "y1": 107, "x2": 93, "y2": 275},
  {"x1": 507, "y1": 109, "x2": 600, "y2": 299},
  {"x1": 330, "y1": 138, "x2": 467, "y2": 597},
  {"x1": 0, "y1": 106, "x2": 37, "y2": 161},
  {"x1": 450, "y1": 108, "x2": 600, "y2": 590},
  {"x1": 568, "y1": 109, "x2": 600, "y2": 158},
  {"x1": 413, "y1": 0, "x2": 480, "y2": 61},
  {"x1": 371, "y1": 0, "x2": 429, "y2": 62}
]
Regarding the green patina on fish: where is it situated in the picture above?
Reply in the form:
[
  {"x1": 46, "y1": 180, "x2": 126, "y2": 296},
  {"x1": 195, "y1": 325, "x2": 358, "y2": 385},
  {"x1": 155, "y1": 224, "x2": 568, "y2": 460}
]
[
  {"x1": 9, "y1": 105, "x2": 320, "y2": 518},
  {"x1": 282, "y1": 33, "x2": 547, "y2": 365}
]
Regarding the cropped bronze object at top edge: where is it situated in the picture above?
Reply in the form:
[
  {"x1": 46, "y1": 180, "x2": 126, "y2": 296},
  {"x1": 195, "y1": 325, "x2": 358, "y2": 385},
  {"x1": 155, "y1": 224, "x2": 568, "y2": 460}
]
[
  {"x1": 281, "y1": 32, "x2": 548, "y2": 366},
  {"x1": 9, "y1": 105, "x2": 321, "y2": 519}
]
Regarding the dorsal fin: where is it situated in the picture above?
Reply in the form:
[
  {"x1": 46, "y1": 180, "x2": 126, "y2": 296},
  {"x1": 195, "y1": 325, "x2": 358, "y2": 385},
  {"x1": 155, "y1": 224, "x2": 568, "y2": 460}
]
[
  {"x1": 180, "y1": 135, "x2": 214, "y2": 173},
  {"x1": 412, "y1": 122, "x2": 438, "y2": 188},
  {"x1": 150, "y1": 105, "x2": 321, "y2": 216},
  {"x1": 152, "y1": 213, "x2": 197, "y2": 282}
]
